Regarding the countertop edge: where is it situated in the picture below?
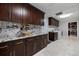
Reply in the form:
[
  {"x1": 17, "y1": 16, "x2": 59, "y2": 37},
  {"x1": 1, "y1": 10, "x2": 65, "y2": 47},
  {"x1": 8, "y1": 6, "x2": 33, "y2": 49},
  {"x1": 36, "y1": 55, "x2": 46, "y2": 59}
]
[{"x1": 0, "y1": 32, "x2": 48, "y2": 43}]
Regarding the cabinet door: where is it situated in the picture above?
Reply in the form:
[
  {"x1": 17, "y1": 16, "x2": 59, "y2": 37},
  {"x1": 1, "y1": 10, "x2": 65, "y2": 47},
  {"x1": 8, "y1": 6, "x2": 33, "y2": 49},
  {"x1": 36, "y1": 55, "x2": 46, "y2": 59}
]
[
  {"x1": 29, "y1": 4, "x2": 44, "y2": 25},
  {"x1": 0, "y1": 3, "x2": 9, "y2": 21},
  {"x1": 39, "y1": 35, "x2": 48, "y2": 49},
  {"x1": 48, "y1": 17, "x2": 59, "y2": 27},
  {"x1": 35, "y1": 36, "x2": 41, "y2": 51},
  {"x1": 25, "y1": 38, "x2": 37, "y2": 56},
  {"x1": 49, "y1": 19, "x2": 52, "y2": 25},
  {"x1": 42, "y1": 35, "x2": 48, "y2": 47},
  {"x1": 35, "y1": 11, "x2": 41, "y2": 25},
  {"x1": 0, "y1": 42, "x2": 10, "y2": 56},
  {"x1": 30, "y1": 6, "x2": 36, "y2": 25},
  {"x1": 22, "y1": 4, "x2": 32, "y2": 25},
  {"x1": 12, "y1": 39, "x2": 24, "y2": 56},
  {"x1": 52, "y1": 19, "x2": 56, "y2": 26},
  {"x1": 35, "y1": 35, "x2": 48, "y2": 52},
  {"x1": 10, "y1": 3, "x2": 23, "y2": 23},
  {"x1": 49, "y1": 32, "x2": 54, "y2": 41},
  {"x1": 49, "y1": 32, "x2": 58, "y2": 41}
]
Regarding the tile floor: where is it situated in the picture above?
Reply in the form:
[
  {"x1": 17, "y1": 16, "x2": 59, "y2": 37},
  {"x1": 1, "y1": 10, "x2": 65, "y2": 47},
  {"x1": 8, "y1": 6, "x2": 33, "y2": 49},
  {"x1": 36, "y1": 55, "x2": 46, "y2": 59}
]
[{"x1": 34, "y1": 36, "x2": 79, "y2": 56}]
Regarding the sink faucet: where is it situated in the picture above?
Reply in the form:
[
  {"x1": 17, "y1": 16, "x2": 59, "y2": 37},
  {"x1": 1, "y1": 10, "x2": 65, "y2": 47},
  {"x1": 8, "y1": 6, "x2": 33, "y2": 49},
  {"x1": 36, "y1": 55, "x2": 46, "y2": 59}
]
[{"x1": 20, "y1": 25, "x2": 25, "y2": 30}]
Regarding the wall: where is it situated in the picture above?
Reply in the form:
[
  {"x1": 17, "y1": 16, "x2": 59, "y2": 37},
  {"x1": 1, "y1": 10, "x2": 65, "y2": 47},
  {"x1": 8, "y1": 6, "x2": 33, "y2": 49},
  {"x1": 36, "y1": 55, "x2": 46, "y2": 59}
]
[
  {"x1": 42, "y1": 14, "x2": 49, "y2": 32},
  {"x1": 77, "y1": 19, "x2": 79, "y2": 40},
  {"x1": 59, "y1": 18, "x2": 78, "y2": 40}
]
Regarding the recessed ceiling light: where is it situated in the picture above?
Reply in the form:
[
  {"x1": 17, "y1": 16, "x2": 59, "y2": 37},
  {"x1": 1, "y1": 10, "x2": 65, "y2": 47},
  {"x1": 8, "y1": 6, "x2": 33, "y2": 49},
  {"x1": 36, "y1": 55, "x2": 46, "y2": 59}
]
[
  {"x1": 56, "y1": 12, "x2": 63, "y2": 15},
  {"x1": 59, "y1": 13, "x2": 73, "y2": 18}
]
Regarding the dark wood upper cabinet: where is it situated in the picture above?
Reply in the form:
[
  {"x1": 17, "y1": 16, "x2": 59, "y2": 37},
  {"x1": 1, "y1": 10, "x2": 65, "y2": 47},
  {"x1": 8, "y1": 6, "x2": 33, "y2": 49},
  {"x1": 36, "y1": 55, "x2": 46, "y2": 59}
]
[
  {"x1": 10, "y1": 4, "x2": 23, "y2": 23},
  {"x1": 48, "y1": 17, "x2": 59, "y2": 27},
  {"x1": 10, "y1": 3, "x2": 32, "y2": 25},
  {"x1": 0, "y1": 3, "x2": 45, "y2": 25},
  {"x1": 29, "y1": 4, "x2": 44, "y2": 25},
  {"x1": 0, "y1": 4, "x2": 9, "y2": 21},
  {"x1": 22, "y1": 4, "x2": 32, "y2": 25},
  {"x1": 22, "y1": 4, "x2": 45, "y2": 25}
]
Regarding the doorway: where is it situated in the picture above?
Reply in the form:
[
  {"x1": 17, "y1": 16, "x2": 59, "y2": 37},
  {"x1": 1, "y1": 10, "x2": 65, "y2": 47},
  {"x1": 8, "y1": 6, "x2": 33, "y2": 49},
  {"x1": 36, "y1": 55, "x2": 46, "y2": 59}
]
[{"x1": 68, "y1": 22, "x2": 77, "y2": 40}]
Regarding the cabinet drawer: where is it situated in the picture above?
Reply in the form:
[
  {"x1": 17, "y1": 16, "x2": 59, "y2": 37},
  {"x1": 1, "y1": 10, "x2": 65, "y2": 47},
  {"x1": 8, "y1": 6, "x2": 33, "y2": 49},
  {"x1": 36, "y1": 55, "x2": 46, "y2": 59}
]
[{"x1": 0, "y1": 42, "x2": 10, "y2": 56}]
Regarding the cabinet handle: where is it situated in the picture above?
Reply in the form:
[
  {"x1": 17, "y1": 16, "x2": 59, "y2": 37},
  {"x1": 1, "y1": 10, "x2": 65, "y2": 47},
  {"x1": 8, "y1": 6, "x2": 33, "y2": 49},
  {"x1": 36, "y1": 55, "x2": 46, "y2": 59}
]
[
  {"x1": 0, "y1": 46, "x2": 8, "y2": 49},
  {"x1": 16, "y1": 42, "x2": 23, "y2": 45}
]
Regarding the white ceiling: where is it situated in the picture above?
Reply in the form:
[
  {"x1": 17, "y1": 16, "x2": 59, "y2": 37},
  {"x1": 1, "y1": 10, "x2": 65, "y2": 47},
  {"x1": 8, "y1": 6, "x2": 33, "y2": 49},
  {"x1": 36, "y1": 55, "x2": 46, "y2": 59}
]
[{"x1": 31, "y1": 3, "x2": 79, "y2": 21}]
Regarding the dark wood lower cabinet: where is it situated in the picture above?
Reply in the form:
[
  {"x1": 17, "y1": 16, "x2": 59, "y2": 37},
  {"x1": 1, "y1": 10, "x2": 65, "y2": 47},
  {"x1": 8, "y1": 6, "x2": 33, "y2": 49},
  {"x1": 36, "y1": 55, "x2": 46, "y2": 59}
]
[
  {"x1": 0, "y1": 39, "x2": 25, "y2": 56},
  {"x1": 11, "y1": 39, "x2": 25, "y2": 56},
  {"x1": 49, "y1": 32, "x2": 58, "y2": 41},
  {"x1": 25, "y1": 34, "x2": 48, "y2": 56},
  {"x1": 0, "y1": 34, "x2": 48, "y2": 56},
  {"x1": 25, "y1": 38, "x2": 36, "y2": 56}
]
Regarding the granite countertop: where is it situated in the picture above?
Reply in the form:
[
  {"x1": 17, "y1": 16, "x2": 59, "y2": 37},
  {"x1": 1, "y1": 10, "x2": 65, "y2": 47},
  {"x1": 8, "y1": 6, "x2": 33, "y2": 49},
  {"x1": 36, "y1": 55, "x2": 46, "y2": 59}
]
[{"x1": 0, "y1": 31, "x2": 48, "y2": 43}]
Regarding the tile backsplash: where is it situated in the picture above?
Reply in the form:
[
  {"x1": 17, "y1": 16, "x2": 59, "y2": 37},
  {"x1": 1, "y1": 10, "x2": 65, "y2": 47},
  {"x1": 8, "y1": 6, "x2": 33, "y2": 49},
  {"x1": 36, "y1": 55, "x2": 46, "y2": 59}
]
[
  {"x1": 0, "y1": 21, "x2": 45, "y2": 34},
  {"x1": 0, "y1": 21, "x2": 21, "y2": 29}
]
